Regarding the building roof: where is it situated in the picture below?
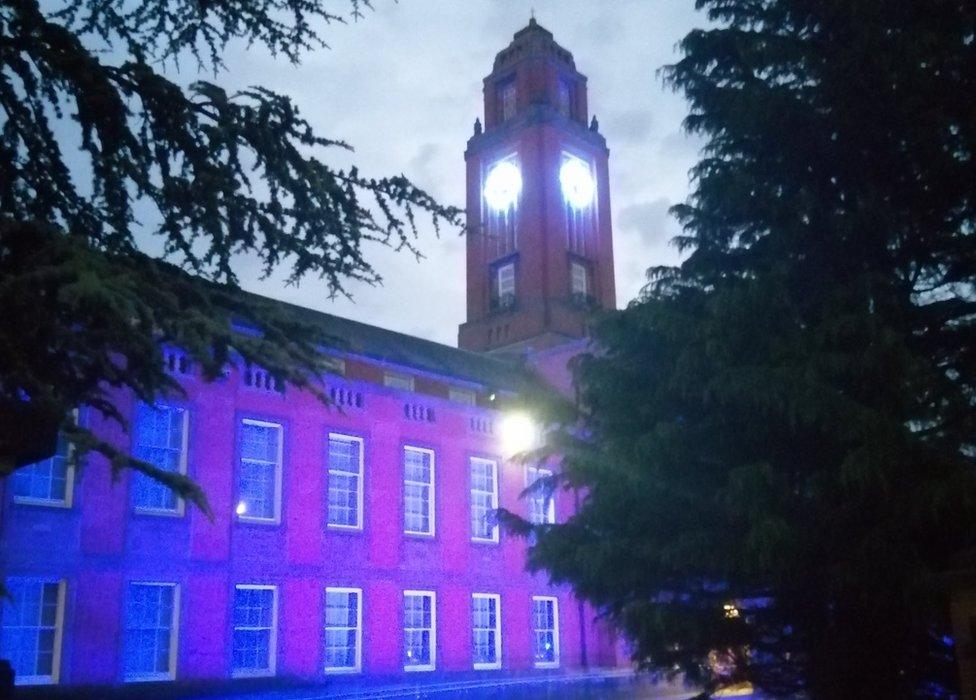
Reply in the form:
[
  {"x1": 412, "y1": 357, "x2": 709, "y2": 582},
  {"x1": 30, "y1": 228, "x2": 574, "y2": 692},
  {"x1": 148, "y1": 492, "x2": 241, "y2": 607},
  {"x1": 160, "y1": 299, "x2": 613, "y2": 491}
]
[
  {"x1": 253, "y1": 292, "x2": 545, "y2": 395},
  {"x1": 493, "y1": 17, "x2": 576, "y2": 72}
]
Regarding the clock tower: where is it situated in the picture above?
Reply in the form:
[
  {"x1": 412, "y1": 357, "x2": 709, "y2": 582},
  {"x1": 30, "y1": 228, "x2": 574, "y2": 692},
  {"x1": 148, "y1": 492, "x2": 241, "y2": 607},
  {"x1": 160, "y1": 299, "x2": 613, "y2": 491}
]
[{"x1": 457, "y1": 18, "x2": 616, "y2": 353}]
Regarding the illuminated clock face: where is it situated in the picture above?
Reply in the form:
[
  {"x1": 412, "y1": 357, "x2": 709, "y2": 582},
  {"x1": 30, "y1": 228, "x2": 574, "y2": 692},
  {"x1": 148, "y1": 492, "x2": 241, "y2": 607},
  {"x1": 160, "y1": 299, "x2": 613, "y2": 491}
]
[
  {"x1": 484, "y1": 160, "x2": 522, "y2": 211},
  {"x1": 559, "y1": 156, "x2": 595, "y2": 209}
]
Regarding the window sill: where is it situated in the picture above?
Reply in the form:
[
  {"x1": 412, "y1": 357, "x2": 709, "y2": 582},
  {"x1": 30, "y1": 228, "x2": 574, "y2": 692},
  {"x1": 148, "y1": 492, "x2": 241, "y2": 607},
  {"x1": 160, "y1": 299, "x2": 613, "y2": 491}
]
[
  {"x1": 473, "y1": 662, "x2": 502, "y2": 671},
  {"x1": 404, "y1": 665, "x2": 436, "y2": 672},
  {"x1": 324, "y1": 666, "x2": 362, "y2": 675},
  {"x1": 13, "y1": 497, "x2": 71, "y2": 509}
]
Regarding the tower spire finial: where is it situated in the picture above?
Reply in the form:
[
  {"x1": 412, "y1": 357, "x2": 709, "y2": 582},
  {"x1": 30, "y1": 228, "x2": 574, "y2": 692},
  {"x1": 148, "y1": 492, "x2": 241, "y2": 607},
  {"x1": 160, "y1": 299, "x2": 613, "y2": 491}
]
[{"x1": 530, "y1": 8, "x2": 536, "y2": 23}]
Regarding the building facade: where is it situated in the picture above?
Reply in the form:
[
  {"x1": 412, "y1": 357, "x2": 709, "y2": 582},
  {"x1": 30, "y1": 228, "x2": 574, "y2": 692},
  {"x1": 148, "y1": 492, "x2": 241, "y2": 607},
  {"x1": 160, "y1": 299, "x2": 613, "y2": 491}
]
[{"x1": 0, "y1": 20, "x2": 621, "y2": 690}]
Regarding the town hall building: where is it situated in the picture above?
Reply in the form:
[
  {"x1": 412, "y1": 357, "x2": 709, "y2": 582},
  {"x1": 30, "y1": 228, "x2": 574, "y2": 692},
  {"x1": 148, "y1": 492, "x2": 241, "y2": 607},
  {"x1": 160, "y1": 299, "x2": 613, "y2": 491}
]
[{"x1": 0, "y1": 19, "x2": 624, "y2": 690}]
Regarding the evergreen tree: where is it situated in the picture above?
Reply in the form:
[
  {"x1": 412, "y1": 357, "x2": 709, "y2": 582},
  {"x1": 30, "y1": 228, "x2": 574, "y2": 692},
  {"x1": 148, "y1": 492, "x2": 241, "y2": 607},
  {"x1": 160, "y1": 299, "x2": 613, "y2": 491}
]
[
  {"x1": 522, "y1": 1, "x2": 976, "y2": 696},
  {"x1": 0, "y1": 0, "x2": 459, "y2": 511}
]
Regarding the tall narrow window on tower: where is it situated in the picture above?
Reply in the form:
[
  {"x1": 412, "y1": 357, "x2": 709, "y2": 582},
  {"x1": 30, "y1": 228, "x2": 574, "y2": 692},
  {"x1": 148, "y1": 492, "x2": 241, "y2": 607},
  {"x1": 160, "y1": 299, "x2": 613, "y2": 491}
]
[
  {"x1": 492, "y1": 260, "x2": 516, "y2": 311},
  {"x1": 557, "y1": 78, "x2": 573, "y2": 119},
  {"x1": 570, "y1": 260, "x2": 589, "y2": 300},
  {"x1": 497, "y1": 79, "x2": 516, "y2": 122}
]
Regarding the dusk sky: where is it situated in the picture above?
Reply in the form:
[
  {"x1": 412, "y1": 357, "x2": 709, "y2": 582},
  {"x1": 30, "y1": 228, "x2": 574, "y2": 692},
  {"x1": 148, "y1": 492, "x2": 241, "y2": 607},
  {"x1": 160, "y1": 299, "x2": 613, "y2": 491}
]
[{"x1": 217, "y1": 1, "x2": 706, "y2": 345}]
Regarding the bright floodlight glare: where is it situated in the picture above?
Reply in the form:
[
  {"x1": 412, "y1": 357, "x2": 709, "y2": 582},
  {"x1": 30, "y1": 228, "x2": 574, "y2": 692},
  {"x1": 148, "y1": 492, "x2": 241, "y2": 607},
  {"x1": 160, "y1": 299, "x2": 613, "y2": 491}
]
[
  {"x1": 559, "y1": 157, "x2": 595, "y2": 209},
  {"x1": 235, "y1": 501, "x2": 247, "y2": 516},
  {"x1": 484, "y1": 161, "x2": 522, "y2": 211},
  {"x1": 500, "y1": 412, "x2": 537, "y2": 457}
]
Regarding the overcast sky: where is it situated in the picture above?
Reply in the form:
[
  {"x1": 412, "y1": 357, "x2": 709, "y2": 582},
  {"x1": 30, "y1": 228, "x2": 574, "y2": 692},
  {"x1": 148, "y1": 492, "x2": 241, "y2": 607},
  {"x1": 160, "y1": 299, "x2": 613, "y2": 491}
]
[{"x1": 215, "y1": 0, "x2": 706, "y2": 345}]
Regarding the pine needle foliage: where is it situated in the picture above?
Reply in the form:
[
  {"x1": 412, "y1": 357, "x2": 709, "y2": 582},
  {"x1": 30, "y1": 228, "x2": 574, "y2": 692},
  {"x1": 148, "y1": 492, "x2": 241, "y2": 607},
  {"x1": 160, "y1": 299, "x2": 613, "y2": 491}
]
[
  {"x1": 522, "y1": 1, "x2": 976, "y2": 696},
  {"x1": 0, "y1": 0, "x2": 461, "y2": 514}
]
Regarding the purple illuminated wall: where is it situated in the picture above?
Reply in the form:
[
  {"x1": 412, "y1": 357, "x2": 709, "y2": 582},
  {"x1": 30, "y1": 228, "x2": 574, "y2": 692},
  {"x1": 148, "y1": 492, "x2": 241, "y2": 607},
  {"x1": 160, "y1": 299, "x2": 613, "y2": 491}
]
[{"x1": 1, "y1": 348, "x2": 620, "y2": 686}]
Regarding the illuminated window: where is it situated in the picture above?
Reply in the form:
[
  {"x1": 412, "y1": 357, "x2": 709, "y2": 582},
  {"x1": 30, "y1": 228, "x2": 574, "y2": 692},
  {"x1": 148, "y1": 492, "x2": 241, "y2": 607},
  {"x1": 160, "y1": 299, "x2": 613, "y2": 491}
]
[
  {"x1": 237, "y1": 419, "x2": 283, "y2": 523},
  {"x1": 472, "y1": 593, "x2": 502, "y2": 670},
  {"x1": 470, "y1": 458, "x2": 499, "y2": 542},
  {"x1": 571, "y1": 260, "x2": 589, "y2": 297},
  {"x1": 449, "y1": 387, "x2": 477, "y2": 406},
  {"x1": 324, "y1": 587, "x2": 362, "y2": 673},
  {"x1": 384, "y1": 372, "x2": 415, "y2": 392},
  {"x1": 0, "y1": 578, "x2": 65, "y2": 685},
  {"x1": 403, "y1": 590, "x2": 436, "y2": 671},
  {"x1": 526, "y1": 466, "x2": 555, "y2": 525},
  {"x1": 13, "y1": 433, "x2": 72, "y2": 507},
  {"x1": 131, "y1": 403, "x2": 188, "y2": 515},
  {"x1": 322, "y1": 356, "x2": 346, "y2": 376},
  {"x1": 492, "y1": 261, "x2": 516, "y2": 310},
  {"x1": 498, "y1": 80, "x2": 516, "y2": 122},
  {"x1": 404, "y1": 447, "x2": 435, "y2": 536},
  {"x1": 124, "y1": 582, "x2": 178, "y2": 682},
  {"x1": 327, "y1": 434, "x2": 363, "y2": 530},
  {"x1": 560, "y1": 154, "x2": 595, "y2": 210},
  {"x1": 531, "y1": 596, "x2": 559, "y2": 668},
  {"x1": 232, "y1": 585, "x2": 277, "y2": 677}
]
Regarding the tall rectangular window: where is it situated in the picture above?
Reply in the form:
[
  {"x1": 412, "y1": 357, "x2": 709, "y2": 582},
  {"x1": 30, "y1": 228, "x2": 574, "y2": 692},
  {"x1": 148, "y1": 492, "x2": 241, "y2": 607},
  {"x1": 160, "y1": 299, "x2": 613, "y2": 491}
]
[
  {"x1": 571, "y1": 260, "x2": 589, "y2": 297},
  {"x1": 0, "y1": 578, "x2": 65, "y2": 685},
  {"x1": 526, "y1": 466, "x2": 556, "y2": 525},
  {"x1": 495, "y1": 262, "x2": 516, "y2": 308},
  {"x1": 403, "y1": 590, "x2": 436, "y2": 671},
  {"x1": 124, "y1": 582, "x2": 178, "y2": 682},
  {"x1": 232, "y1": 585, "x2": 277, "y2": 677},
  {"x1": 237, "y1": 419, "x2": 283, "y2": 523},
  {"x1": 324, "y1": 587, "x2": 362, "y2": 673},
  {"x1": 132, "y1": 403, "x2": 188, "y2": 514},
  {"x1": 327, "y1": 434, "x2": 364, "y2": 530},
  {"x1": 403, "y1": 447, "x2": 435, "y2": 536},
  {"x1": 470, "y1": 457, "x2": 499, "y2": 542},
  {"x1": 498, "y1": 80, "x2": 516, "y2": 122},
  {"x1": 531, "y1": 596, "x2": 560, "y2": 668},
  {"x1": 557, "y1": 78, "x2": 573, "y2": 118},
  {"x1": 13, "y1": 433, "x2": 72, "y2": 507},
  {"x1": 472, "y1": 593, "x2": 502, "y2": 670}
]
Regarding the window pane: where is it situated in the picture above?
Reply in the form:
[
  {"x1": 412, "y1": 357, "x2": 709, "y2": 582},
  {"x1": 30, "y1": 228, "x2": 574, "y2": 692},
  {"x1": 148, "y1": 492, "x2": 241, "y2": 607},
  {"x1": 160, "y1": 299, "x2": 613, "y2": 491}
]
[
  {"x1": 532, "y1": 598, "x2": 558, "y2": 665},
  {"x1": 472, "y1": 595, "x2": 500, "y2": 666},
  {"x1": 404, "y1": 449, "x2": 434, "y2": 535},
  {"x1": 238, "y1": 422, "x2": 281, "y2": 520},
  {"x1": 132, "y1": 404, "x2": 186, "y2": 512},
  {"x1": 124, "y1": 583, "x2": 175, "y2": 679},
  {"x1": 324, "y1": 589, "x2": 361, "y2": 672},
  {"x1": 232, "y1": 587, "x2": 276, "y2": 675},
  {"x1": 403, "y1": 593, "x2": 435, "y2": 669},
  {"x1": 470, "y1": 459, "x2": 498, "y2": 541},
  {"x1": 327, "y1": 435, "x2": 362, "y2": 528},
  {"x1": 0, "y1": 579, "x2": 63, "y2": 683},
  {"x1": 12, "y1": 433, "x2": 70, "y2": 504},
  {"x1": 526, "y1": 467, "x2": 555, "y2": 525}
]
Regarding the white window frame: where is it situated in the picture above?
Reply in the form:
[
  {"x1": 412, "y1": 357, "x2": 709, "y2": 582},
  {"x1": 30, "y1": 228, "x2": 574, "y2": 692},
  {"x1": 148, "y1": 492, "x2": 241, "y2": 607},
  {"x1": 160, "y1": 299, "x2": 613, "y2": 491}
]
[
  {"x1": 231, "y1": 584, "x2": 278, "y2": 678},
  {"x1": 525, "y1": 466, "x2": 556, "y2": 525},
  {"x1": 497, "y1": 262, "x2": 516, "y2": 301},
  {"x1": 403, "y1": 446, "x2": 435, "y2": 537},
  {"x1": 12, "y1": 435, "x2": 75, "y2": 509},
  {"x1": 471, "y1": 593, "x2": 502, "y2": 670},
  {"x1": 531, "y1": 595, "x2": 560, "y2": 669},
  {"x1": 499, "y1": 81, "x2": 516, "y2": 122},
  {"x1": 124, "y1": 582, "x2": 180, "y2": 683},
  {"x1": 403, "y1": 590, "x2": 436, "y2": 672},
  {"x1": 383, "y1": 372, "x2": 415, "y2": 392},
  {"x1": 237, "y1": 418, "x2": 284, "y2": 524},
  {"x1": 323, "y1": 587, "x2": 363, "y2": 674},
  {"x1": 327, "y1": 433, "x2": 364, "y2": 531},
  {"x1": 449, "y1": 387, "x2": 477, "y2": 406},
  {"x1": 571, "y1": 260, "x2": 588, "y2": 296},
  {"x1": 470, "y1": 457, "x2": 499, "y2": 543},
  {"x1": 131, "y1": 403, "x2": 189, "y2": 516},
  {"x1": 0, "y1": 577, "x2": 66, "y2": 685}
]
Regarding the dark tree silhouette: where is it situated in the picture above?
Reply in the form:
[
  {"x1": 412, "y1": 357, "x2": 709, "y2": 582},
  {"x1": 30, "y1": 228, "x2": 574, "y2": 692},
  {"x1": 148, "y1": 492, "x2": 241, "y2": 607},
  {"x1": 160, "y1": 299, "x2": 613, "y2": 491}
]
[
  {"x1": 0, "y1": 0, "x2": 461, "y2": 512},
  {"x1": 515, "y1": 1, "x2": 976, "y2": 696}
]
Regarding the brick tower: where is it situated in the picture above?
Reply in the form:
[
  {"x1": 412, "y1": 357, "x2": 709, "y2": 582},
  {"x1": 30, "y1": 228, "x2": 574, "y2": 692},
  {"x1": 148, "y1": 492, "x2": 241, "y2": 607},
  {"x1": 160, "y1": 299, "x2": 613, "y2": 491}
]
[{"x1": 457, "y1": 18, "x2": 616, "y2": 353}]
